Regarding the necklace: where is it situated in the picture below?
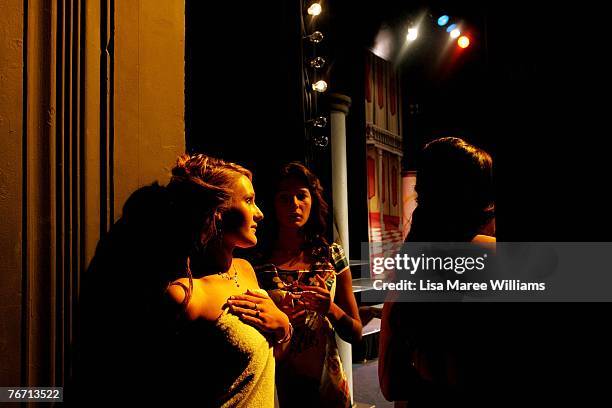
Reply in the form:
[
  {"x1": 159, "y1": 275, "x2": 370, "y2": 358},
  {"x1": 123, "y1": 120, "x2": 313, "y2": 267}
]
[{"x1": 218, "y1": 262, "x2": 240, "y2": 288}]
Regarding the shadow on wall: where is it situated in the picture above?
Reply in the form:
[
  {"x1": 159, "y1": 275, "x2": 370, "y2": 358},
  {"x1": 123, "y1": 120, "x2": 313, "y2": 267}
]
[{"x1": 74, "y1": 183, "x2": 185, "y2": 402}]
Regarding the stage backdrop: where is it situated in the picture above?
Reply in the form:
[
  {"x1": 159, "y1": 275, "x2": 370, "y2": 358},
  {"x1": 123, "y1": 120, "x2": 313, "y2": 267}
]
[{"x1": 365, "y1": 51, "x2": 406, "y2": 260}]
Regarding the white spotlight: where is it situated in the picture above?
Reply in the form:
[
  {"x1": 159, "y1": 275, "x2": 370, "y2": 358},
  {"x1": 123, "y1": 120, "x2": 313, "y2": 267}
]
[
  {"x1": 450, "y1": 29, "x2": 461, "y2": 39},
  {"x1": 406, "y1": 28, "x2": 419, "y2": 42},
  {"x1": 307, "y1": 3, "x2": 322, "y2": 16},
  {"x1": 312, "y1": 80, "x2": 328, "y2": 92}
]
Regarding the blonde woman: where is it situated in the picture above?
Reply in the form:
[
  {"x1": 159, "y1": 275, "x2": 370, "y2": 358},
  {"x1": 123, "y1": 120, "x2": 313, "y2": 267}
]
[{"x1": 164, "y1": 154, "x2": 292, "y2": 407}]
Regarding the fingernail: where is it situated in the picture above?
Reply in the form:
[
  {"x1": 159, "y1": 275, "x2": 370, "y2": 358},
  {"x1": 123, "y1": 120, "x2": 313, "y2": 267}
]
[{"x1": 229, "y1": 296, "x2": 235, "y2": 300}]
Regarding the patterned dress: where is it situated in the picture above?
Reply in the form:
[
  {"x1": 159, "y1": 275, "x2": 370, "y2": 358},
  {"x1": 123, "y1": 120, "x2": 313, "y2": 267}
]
[{"x1": 256, "y1": 243, "x2": 351, "y2": 408}]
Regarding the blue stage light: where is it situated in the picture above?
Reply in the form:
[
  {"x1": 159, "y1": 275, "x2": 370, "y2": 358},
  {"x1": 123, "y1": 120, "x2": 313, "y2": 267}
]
[
  {"x1": 437, "y1": 15, "x2": 449, "y2": 26},
  {"x1": 446, "y1": 23, "x2": 457, "y2": 33}
]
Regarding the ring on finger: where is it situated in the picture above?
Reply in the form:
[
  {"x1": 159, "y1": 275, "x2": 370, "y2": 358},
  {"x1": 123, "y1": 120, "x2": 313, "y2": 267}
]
[{"x1": 255, "y1": 310, "x2": 260, "y2": 318}]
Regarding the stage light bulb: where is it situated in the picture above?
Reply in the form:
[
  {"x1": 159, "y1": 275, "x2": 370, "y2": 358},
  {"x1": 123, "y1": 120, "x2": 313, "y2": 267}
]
[
  {"x1": 308, "y1": 3, "x2": 322, "y2": 16},
  {"x1": 309, "y1": 57, "x2": 326, "y2": 69},
  {"x1": 458, "y1": 36, "x2": 470, "y2": 48},
  {"x1": 313, "y1": 116, "x2": 328, "y2": 128},
  {"x1": 307, "y1": 31, "x2": 324, "y2": 43},
  {"x1": 446, "y1": 23, "x2": 457, "y2": 33},
  {"x1": 437, "y1": 15, "x2": 449, "y2": 26},
  {"x1": 406, "y1": 28, "x2": 418, "y2": 42},
  {"x1": 312, "y1": 80, "x2": 328, "y2": 92},
  {"x1": 313, "y1": 134, "x2": 329, "y2": 148},
  {"x1": 450, "y1": 29, "x2": 461, "y2": 39}
]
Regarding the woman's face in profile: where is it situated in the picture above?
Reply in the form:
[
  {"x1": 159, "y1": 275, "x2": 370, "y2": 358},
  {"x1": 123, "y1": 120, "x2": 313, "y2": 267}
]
[
  {"x1": 274, "y1": 176, "x2": 312, "y2": 230},
  {"x1": 221, "y1": 175, "x2": 264, "y2": 248}
]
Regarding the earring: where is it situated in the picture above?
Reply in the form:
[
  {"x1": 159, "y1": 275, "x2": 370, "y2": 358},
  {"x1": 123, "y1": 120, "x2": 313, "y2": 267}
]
[{"x1": 214, "y1": 213, "x2": 223, "y2": 240}]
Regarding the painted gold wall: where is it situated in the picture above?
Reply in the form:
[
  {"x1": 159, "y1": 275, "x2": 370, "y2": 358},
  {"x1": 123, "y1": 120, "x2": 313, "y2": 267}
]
[
  {"x1": 114, "y1": 0, "x2": 185, "y2": 219},
  {"x1": 0, "y1": 0, "x2": 185, "y2": 388},
  {"x1": 0, "y1": 0, "x2": 24, "y2": 387}
]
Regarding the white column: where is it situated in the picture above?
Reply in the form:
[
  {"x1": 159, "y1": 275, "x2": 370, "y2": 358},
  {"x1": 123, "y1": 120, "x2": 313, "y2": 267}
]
[
  {"x1": 398, "y1": 155, "x2": 403, "y2": 229},
  {"x1": 330, "y1": 93, "x2": 351, "y2": 257},
  {"x1": 329, "y1": 93, "x2": 354, "y2": 404},
  {"x1": 377, "y1": 147, "x2": 385, "y2": 233}
]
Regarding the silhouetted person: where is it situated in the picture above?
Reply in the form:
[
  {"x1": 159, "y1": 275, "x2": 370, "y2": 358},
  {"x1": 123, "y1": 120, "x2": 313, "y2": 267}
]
[
  {"x1": 407, "y1": 137, "x2": 494, "y2": 243},
  {"x1": 379, "y1": 137, "x2": 497, "y2": 407}
]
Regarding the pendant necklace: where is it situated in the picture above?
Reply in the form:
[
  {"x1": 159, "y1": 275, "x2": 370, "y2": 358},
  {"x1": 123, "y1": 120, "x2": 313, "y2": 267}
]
[{"x1": 219, "y1": 262, "x2": 240, "y2": 287}]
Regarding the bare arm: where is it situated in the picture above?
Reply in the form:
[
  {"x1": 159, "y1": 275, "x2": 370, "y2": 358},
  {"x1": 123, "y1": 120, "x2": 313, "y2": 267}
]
[
  {"x1": 378, "y1": 294, "x2": 419, "y2": 402},
  {"x1": 164, "y1": 279, "x2": 193, "y2": 320},
  {"x1": 327, "y1": 268, "x2": 363, "y2": 344},
  {"x1": 379, "y1": 301, "x2": 400, "y2": 400}
]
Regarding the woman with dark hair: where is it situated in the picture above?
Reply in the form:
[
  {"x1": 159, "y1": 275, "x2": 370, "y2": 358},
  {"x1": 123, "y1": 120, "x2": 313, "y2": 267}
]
[
  {"x1": 254, "y1": 162, "x2": 362, "y2": 408},
  {"x1": 379, "y1": 137, "x2": 496, "y2": 406},
  {"x1": 406, "y1": 137, "x2": 495, "y2": 242}
]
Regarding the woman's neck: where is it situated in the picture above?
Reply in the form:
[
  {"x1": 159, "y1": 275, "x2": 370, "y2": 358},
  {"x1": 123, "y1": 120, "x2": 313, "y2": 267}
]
[
  {"x1": 191, "y1": 241, "x2": 234, "y2": 277},
  {"x1": 276, "y1": 226, "x2": 304, "y2": 252}
]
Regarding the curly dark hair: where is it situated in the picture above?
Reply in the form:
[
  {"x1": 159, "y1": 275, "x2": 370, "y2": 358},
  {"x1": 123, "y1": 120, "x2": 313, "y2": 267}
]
[{"x1": 257, "y1": 162, "x2": 331, "y2": 263}]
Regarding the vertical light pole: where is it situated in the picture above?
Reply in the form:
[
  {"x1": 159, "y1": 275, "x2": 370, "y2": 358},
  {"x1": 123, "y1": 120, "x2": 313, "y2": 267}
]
[{"x1": 329, "y1": 92, "x2": 354, "y2": 403}]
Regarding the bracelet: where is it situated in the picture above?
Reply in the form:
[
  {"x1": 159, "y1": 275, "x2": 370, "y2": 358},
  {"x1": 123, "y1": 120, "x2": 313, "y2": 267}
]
[{"x1": 276, "y1": 322, "x2": 293, "y2": 344}]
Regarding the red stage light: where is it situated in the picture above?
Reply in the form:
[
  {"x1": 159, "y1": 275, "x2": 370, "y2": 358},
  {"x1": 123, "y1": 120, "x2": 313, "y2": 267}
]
[{"x1": 458, "y1": 36, "x2": 470, "y2": 49}]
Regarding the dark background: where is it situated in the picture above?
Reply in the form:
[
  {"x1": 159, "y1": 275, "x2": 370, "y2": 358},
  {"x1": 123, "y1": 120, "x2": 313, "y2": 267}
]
[
  {"x1": 186, "y1": 1, "x2": 612, "y2": 403},
  {"x1": 186, "y1": 0, "x2": 612, "y2": 242}
]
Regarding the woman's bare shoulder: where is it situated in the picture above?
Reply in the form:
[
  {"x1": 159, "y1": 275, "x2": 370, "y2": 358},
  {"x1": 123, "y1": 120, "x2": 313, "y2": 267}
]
[
  {"x1": 235, "y1": 257, "x2": 255, "y2": 273},
  {"x1": 234, "y1": 258, "x2": 259, "y2": 285},
  {"x1": 166, "y1": 278, "x2": 190, "y2": 305},
  {"x1": 165, "y1": 278, "x2": 205, "y2": 320}
]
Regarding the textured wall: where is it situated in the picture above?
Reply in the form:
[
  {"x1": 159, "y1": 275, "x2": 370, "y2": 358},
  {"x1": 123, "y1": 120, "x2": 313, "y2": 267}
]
[
  {"x1": 0, "y1": 0, "x2": 24, "y2": 387},
  {"x1": 0, "y1": 0, "x2": 186, "y2": 387},
  {"x1": 114, "y1": 0, "x2": 185, "y2": 219}
]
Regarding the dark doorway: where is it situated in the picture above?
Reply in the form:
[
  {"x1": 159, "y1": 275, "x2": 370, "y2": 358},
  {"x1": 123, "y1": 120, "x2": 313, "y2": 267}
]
[{"x1": 185, "y1": 0, "x2": 305, "y2": 174}]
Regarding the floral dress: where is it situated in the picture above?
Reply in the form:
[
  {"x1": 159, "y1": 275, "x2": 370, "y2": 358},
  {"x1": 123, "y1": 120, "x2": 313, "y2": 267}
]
[{"x1": 256, "y1": 243, "x2": 351, "y2": 408}]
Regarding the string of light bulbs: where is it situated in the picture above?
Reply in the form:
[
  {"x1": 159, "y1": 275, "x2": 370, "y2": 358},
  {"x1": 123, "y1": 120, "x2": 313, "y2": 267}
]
[{"x1": 301, "y1": 2, "x2": 329, "y2": 152}]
